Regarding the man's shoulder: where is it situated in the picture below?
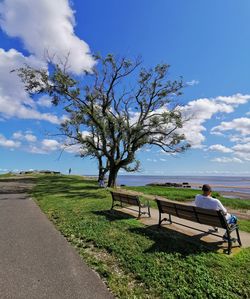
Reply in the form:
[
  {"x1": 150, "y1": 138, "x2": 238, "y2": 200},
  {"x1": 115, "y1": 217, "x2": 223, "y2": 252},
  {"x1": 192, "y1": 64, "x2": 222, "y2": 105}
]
[
  {"x1": 195, "y1": 195, "x2": 219, "y2": 202},
  {"x1": 208, "y1": 196, "x2": 220, "y2": 202}
]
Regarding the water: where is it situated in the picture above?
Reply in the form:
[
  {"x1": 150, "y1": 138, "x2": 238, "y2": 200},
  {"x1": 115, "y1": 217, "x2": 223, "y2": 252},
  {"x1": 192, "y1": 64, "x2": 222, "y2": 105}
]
[{"x1": 117, "y1": 175, "x2": 250, "y2": 194}]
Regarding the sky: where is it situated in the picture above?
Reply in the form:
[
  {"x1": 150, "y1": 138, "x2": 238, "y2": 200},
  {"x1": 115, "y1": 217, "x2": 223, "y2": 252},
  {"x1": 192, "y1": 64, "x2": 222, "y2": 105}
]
[{"x1": 1, "y1": 0, "x2": 250, "y2": 176}]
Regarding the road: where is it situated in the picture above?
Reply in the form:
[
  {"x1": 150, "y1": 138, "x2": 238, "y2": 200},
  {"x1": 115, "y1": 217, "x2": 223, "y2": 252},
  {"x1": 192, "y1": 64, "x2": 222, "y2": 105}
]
[{"x1": 0, "y1": 178, "x2": 113, "y2": 299}]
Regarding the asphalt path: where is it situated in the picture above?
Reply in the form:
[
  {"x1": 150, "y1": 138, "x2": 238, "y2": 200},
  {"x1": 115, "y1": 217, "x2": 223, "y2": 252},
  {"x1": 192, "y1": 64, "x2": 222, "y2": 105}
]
[{"x1": 0, "y1": 181, "x2": 113, "y2": 299}]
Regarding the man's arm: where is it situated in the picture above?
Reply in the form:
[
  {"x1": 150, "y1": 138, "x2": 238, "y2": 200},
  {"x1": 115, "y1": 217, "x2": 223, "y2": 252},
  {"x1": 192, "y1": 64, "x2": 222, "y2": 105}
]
[{"x1": 216, "y1": 199, "x2": 227, "y2": 214}]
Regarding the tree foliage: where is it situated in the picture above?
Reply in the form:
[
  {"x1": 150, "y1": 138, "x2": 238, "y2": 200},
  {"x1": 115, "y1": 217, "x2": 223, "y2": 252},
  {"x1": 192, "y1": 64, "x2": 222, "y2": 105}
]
[{"x1": 17, "y1": 54, "x2": 190, "y2": 187}]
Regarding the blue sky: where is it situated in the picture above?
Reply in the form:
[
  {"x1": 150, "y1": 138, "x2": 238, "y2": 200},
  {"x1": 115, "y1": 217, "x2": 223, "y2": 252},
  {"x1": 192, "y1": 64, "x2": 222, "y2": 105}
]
[{"x1": 0, "y1": 0, "x2": 250, "y2": 176}]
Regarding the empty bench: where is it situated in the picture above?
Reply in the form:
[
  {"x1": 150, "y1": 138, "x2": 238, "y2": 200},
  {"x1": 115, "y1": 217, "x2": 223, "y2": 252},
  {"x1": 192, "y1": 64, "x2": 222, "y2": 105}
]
[
  {"x1": 110, "y1": 191, "x2": 151, "y2": 219},
  {"x1": 156, "y1": 198, "x2": 242, "y2": 254}
]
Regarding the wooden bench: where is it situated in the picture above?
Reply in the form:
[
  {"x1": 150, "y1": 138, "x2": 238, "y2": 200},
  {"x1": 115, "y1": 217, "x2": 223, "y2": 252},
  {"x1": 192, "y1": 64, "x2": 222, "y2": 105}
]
[
  {"x1": 156, "y1": 198, "x2": 242, "y2": 254},
  {"x1": 110, "y1": 191, "x2": 151, "y2": 219}
]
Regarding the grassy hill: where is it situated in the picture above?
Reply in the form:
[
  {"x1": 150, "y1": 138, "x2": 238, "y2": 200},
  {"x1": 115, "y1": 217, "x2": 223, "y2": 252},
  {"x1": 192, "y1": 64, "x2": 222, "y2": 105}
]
[{"x1": 26, "y1": 174, "x2": 250, "y2": 298}]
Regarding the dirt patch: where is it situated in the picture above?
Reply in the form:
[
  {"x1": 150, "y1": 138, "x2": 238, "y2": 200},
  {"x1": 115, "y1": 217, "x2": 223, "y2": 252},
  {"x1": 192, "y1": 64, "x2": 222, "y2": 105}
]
[
  {"x1": 0, "y1": 176, "x2": 36, "y2": 194},
  {"x1": 220, "y1": 191, "x2": 250, "y2": 200},
  {"x1": 227, "y1": 208, "x2": 250, "y2": 220}
]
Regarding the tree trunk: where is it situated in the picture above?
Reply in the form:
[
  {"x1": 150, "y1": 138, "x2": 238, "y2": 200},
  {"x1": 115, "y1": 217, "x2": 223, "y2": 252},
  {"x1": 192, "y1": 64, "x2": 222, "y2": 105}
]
[
  {"x1": 97, "y1": 156, "x2": 106, "y2": 182},
  {"x1": 98, "y1": 168, "x2": 105, "y2": 182},
  {"x1": 107, "y1": 166, "x2": 119, "y2": 187}
]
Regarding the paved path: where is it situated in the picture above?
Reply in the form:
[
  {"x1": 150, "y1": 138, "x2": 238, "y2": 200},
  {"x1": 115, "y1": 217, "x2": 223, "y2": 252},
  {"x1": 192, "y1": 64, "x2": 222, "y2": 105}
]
[{"x1": 0, "y1": 180, "x2": 113, "y2": 299}]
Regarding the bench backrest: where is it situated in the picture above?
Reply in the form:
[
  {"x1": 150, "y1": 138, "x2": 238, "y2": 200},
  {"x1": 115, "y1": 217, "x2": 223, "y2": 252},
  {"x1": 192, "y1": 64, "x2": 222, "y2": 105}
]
[
  {"x1": 111, "y1": 191, "x2": 140, "y2": 206},
  {"x1": 156, "y1": 199, "x2": 228, "y2": 229}
]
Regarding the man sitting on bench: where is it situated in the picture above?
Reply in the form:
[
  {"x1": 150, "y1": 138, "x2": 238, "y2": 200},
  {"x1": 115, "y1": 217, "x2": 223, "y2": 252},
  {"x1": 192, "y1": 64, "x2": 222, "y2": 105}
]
[{"x1": 194, "y1": 184, "x2": 237, "y2": 240}]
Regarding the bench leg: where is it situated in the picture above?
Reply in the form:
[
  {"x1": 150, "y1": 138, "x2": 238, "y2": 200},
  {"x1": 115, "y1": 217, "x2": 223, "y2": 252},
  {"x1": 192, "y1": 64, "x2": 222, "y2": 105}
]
[
  {"x1": 236, "y1": 228, "x2": 242, "y2": 247},
  {"x1": 228, "y1": 238, "x2": 232, "y2": 255},
  {"x1": 158, "y1": 213, "x2": 172, "y2": 228},
  {"x1": 158, "y1": 211, "x2": 162, "y2": 228},
  {"x1": 226, "y1": 229, "x2": 232, "y2": 254},
  {"x1": 148, "y1": 206, "x2": 151, "y2": 217},
  {"x1": 111, "y1": 198, "x2": 115, "y2": 210},
  {"x1": 138, "y1": 206, "x2": 141, "y2": 219}
]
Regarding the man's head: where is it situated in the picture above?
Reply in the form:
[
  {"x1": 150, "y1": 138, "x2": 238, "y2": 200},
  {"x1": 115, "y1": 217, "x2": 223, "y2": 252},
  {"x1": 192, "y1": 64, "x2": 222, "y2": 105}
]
[{"x1": 202, "y1": 184, "x2": 212, "y2": 196}]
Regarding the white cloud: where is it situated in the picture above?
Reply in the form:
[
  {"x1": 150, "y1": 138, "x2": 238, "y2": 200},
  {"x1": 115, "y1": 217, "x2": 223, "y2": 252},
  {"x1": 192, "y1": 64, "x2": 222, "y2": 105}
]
[
  {"x1": 208, "y1": 132, "x2": 250, "y2": 163},
  {"x1": 211, "y1": 117, "x2": 250, "y2": 136},
  {"x1": 0, "y1": 133, "x2": 20, "y2": 148},
  {"x1": 146, "y1": 158, "x2": 157, "y2": 162},
  {"x1": 232, "y1": 143, "x2": 250, "y2": 154},
  {"x1": 160, "y1": 150, "x2": 177, "y2": 156},
  {"x1": 232, "y1": 144, "x2": 250, "y2": 162},
  {"x1": 24, "y1": 133, "x2": 37, "y2": 142},
  {"x1": 128, "y1": 96, "x2": 238, "y2": 150},
  {"x1": 28, "y1": 138, "x2": 60, "y2": 154},
  {"x1": 81, "y1": 131, "x2": 91, "y2": 138},
  {"x1": 0, "y1": 49, "x2": 62, "y2": 124},
  {"x1": 0, "y1": 0, "x2": 95, "y2": 74},
  {"x1": 216, "y1": 93, "x2": 250, "y2": 105},
  {"x1": 42, "y1": 139, "x2": 60, "y2": 151},
  {"x1": 210, "y1": 131, "x2": 225, "y2": 136},
  {"x1": 12, "y1": 131, "x2": 23, "y2": 140},
  {"x1": 4, "y1": 131, "x2": 83, "y2": 155},
  {"x1": 180, "y1": 98, "x2": 232, "y2": 147},
  {"x1": 64, "y1": 143, "x2": 83, "y2": 154},
  {"x1": 37, "y1": 95, "x2": 53, "y2": 108},
  {"x1": 28, "y1": 145, "x2": 47, "y2": 154},
  {"x1": 180, "y1": 94, "x2": 250, "y2": 147},
  {"x1": 0, "y1": 0, "x2": 96, "y2": 125},
  {"x1": 234, "y1": 152, "x2": 250, "y2": 162},
  {"x1": 12, "y1": 131, "x2": 37, "y2": 142},
  {"x1": 28, "y1": 140, "x2": 83, "y2": 155},
  {"x1": 209, "y1": 116, "x2": 250, "y2": 162},
  {"x1": 211, "y1": 157, "x2": 243, "y2": 163},
  {"x1": 186, "y1": 79, "x2": 199, "y2": 86},
  {"x1": 230, "y1": 135, "x2": 250, "y2": 144},
  {"x1": 208, "y1": 144, "x2": 233, "y2": 153}
]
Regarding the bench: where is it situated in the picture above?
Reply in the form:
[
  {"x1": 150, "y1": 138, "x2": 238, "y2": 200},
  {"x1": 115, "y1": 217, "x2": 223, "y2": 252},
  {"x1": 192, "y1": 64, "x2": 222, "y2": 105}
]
[
  {"x1": 110, "y1": 191, "x2": 151, "y2": 219},
  {"x1": 156, "y1": 198, "x2": 242, "y2": 254}
]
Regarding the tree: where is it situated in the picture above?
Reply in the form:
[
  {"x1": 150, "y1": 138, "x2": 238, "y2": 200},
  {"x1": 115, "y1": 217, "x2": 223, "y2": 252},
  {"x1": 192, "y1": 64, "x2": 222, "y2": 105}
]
[
  {"x1": 17, "y1": 54, "x2": 190, "y2": 187},
  {"x1": 61, "y1": 119, "x2": 110, "y2": 182}
]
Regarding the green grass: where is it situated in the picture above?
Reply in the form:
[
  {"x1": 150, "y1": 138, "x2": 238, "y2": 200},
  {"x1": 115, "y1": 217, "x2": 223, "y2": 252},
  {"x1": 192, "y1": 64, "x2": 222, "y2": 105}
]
[
  {"x1": 0, "y1": 172, "x2": 15, "y2": 179},
  {"x1": 125, "y1": 185, "x2": 205, "y2": 201},
  {"x1": 238, "y1": 219, "x2": 250, "y2": 233},
  {"x1": 26, "y1": 175, "x2": 250, "y2": 299},
  {"x1": 124, "y1": 185, "x2": 250, "y2": 210}
]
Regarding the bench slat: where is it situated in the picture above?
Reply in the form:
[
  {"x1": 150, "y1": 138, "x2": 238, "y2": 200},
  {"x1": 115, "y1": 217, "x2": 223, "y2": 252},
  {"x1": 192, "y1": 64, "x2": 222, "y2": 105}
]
[
  {"x1": 176, "y1": 211, "x2": 200, "y2": 222},
  {"x1": 110, "y1": 191, "x2": 151, "y2": 218},
  {"x1": 156, "y1": 198, "x2": 242, "y2": 255},
  {"x1": 156, "y1": 199, "x2": 227, "y2": 229},
  {"x1": 112, "y1": 192, "x2": 140, "y2": 206},
  {"x1": 196, "y1": 213, "x2": 226, "y2": 228}
]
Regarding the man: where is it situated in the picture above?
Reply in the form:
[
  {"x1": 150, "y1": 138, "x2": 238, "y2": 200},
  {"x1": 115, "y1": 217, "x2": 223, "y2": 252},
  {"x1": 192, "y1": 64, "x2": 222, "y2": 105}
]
[{"x1": 194, "y1": 184, "x2": 237, "y2": 240}]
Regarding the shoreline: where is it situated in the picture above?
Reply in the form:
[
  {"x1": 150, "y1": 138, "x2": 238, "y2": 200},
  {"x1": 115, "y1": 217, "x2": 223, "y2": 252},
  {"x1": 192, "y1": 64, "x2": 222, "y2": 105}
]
[
  {"x1": 219, "y1": 191, "x2": 250, "y2": 200},
  {"x1": 188, "y1": 183, "x2": 250, "y2": 199},
  {"x1": 189, "y1": 183, "x2": 250, "y2": 190}
]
